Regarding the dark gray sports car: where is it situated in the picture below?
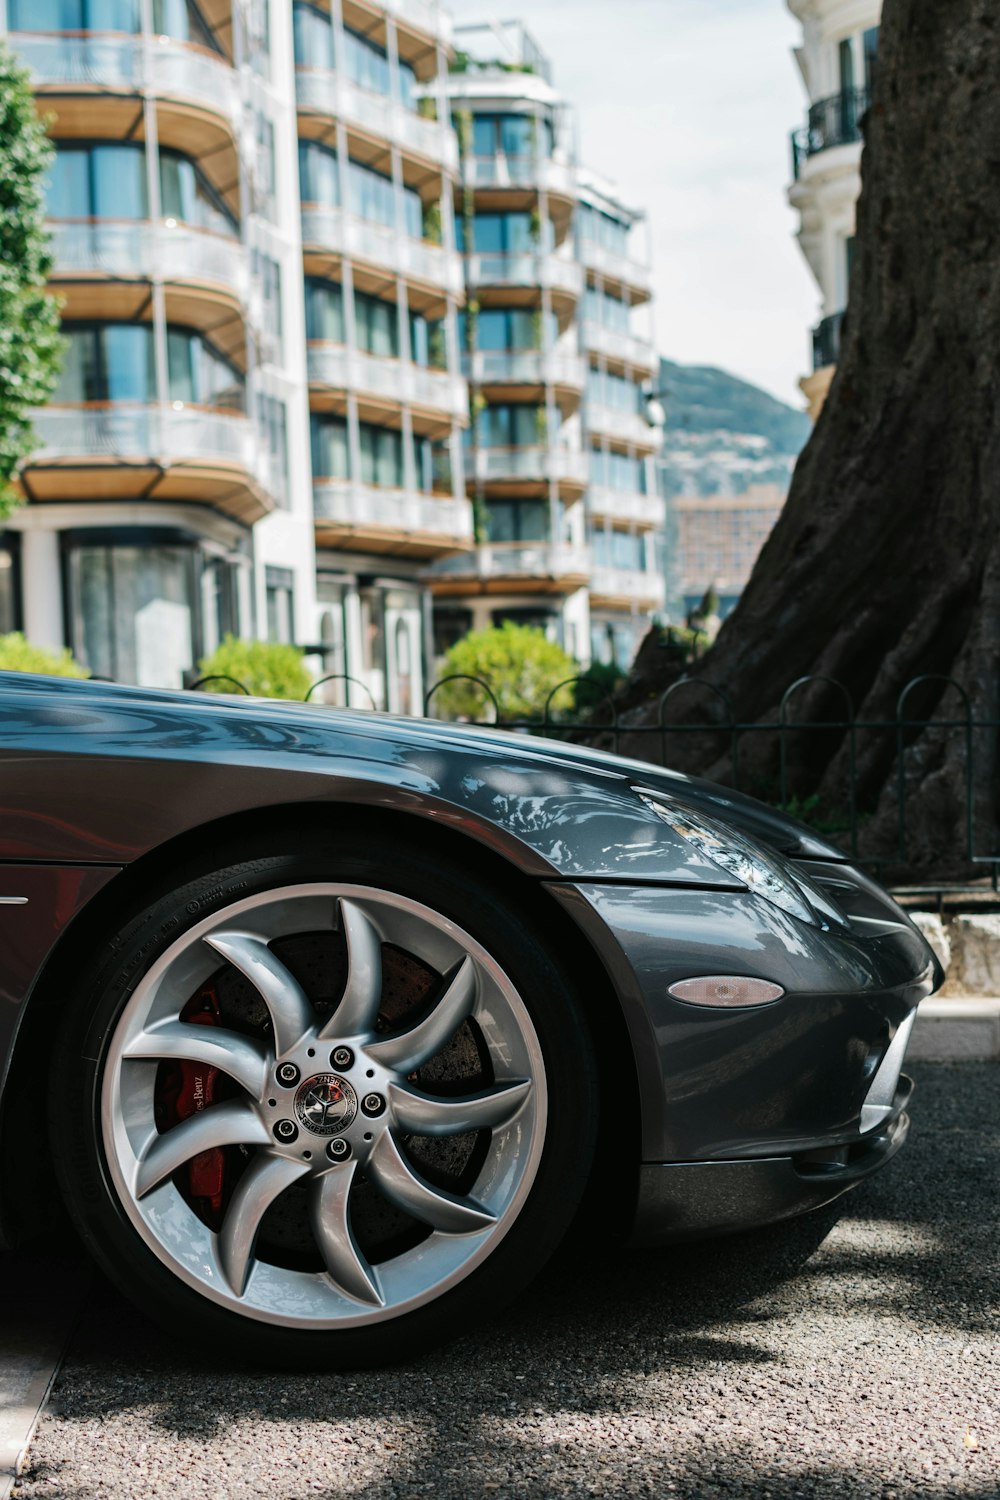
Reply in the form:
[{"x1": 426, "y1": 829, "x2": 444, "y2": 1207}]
[{"x1": 0, "y1": 672, "x2": 940, "y2": 1364}]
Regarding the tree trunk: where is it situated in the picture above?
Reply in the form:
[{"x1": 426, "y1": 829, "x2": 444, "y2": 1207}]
[{"x1": 606, "y1": 0, "x2": 1000, "y2": 884}]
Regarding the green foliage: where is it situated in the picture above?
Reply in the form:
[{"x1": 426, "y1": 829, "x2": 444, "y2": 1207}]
[
  {"x1": 422, "y1": 198, "x2": 442, "y2": 245},
  {"x1": 528, "y1": 206, "x2": 542, "y2": 243},
  {"x1": 417, "y1": 95, "x2": 437, "y2": 121},
  {"x1": 0, "y1": 632, "x2": 88, "y2": 678},
  {"x1": 454, "y1": 109, "x2": 473, "y2": 154},
  {"x1": 657, "y1": 623, "x2": 710, "y2": 664},
  {"x1": 431, "y1": 622, "x2": 578, "y2": 721},
  {"x1": 0, "y1": 44, "x2": 66, "y2": 518},
  {"x1": 573, "y1": 661, "x2": 623, "y2": 713},
  {"x1": 197, "y1": 635, "x2": 311, "y2": 700}
]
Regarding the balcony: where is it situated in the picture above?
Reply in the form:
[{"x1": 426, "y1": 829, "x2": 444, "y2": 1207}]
[
  {"x1": 812, "y1": 309, "x2": 844, "y2": 370},
  {"x1": 580, "y1": 321, "x2": 657, "y2": 376},
  {"x1": 430, "y1": 541, "x2": 591, "y2": 594},
  {"x1": 295, "y1": 71, "x2": 457, "y2": 172},
  {"x1": 587, "y1": 487, "x2": 664, "y2": 528},
  {"x1": 463, "y1": 251, "x2": 583, "y2": 302},
  {"x1": 791, "y1": 88, "x2": 870, "y2": 179},
  {"x1": 313, "y1": 480, "x2": 472, "y2": 556},
  {"x1": 27, "y1": 403, "x2": 271, "y2": 522},
  {"x1": 307, "y1": 345, "x2": 467, "y2": 424},
  {"x1": 47, "y1": 221, "x2": 249, "y2": 307},
  {"x1": 300, "y1": 206, "x2": 463, "y2": 299},
  {"x1": 578, "y1": 235, "x2": 652, "y2": 302},
  {"x1": 12, "y1": 33, "x2": 240, "y2": 137},
  {"x1": 463, "y1": 350, "x2": 586, "y2": 399},
  {"x1": 586, "y1": 403, "x2": 660, "y2": 451},
  {"x1": 465, "y1": 444, "x2": 589, "y2": 495},
  {"x1": 382, "y1": 0, "x2": 452, "y2": 44},
  {"x1": 462, "y1": 154, "x2": 575, "y2": 204},
  {"x1": 589, "y1": 565, "x2": 664, "y2": 610}
]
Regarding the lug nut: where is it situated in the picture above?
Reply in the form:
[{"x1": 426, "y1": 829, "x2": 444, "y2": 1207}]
[
  {"x1": 330, "y1": 1046, "x2": 354, "y2": 1070},
  {"x1": 326, "y1": 1137, "x2": 352, "y2": 1161},
  {"x1": 276, "y1": 1062, "x2": 300, "y2": 1087},
  {"x1": 274, "y1": 1119, "x2": 298, "y2": 1142},
  {"x1": 361, "y1": 1092, "x2": 386, "y2": 1117}
]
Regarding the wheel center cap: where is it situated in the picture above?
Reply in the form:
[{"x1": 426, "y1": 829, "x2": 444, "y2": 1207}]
[{"x1": 294, "y1": 1074, "x2": 358, "y2": 1136}]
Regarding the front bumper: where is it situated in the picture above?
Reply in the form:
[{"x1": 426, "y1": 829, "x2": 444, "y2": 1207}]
[{"x1": 630, "y1": 1074, "x2": 912, "y2": 1245}]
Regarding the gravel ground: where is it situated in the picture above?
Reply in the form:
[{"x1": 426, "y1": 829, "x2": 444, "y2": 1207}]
[{"x1": 10, "y1": 1061, "x2": 1000, "y2": 1500}]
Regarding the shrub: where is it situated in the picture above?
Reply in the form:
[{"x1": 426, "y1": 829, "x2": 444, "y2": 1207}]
[
  {"x1": 0, "y1": 632, "x2": 88, "y2": 678},
  {"x1": 197, "y1": 636, "x2": 311, "y2": 700},
  {"x1": 430, "y1": 622, "x2": 578, "y2": 721}
]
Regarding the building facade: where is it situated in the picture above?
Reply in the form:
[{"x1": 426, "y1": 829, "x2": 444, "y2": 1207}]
[
  {"x1": 430, "y1": 21, "x2": 663, "y2": 671},
  {"x1": 787, "y1": 0, "x2": 880, "y2": 419},
  {"x1": 2, "y1": 5, "x2": 662, "y2": 701}
]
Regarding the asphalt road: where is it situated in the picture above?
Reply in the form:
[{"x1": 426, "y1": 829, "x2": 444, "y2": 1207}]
[{"x1": 7, "y1": 1061, "x2": 1000, "y2": 1500}]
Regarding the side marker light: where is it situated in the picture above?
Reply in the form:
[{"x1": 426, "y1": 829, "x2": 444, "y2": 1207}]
[{"x1": 668, "y1": 976, "x2": 784, "y2": 1008}]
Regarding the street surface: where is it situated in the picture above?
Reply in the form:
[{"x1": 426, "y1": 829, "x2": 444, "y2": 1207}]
[{"x1": 5, "y1": 1062, "x2": 999, "y2": 1499}]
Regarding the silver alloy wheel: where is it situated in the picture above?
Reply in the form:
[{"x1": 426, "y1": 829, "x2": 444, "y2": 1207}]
[{"x1": 101, "y1": 884, "x2": 546, "y2": 1329}]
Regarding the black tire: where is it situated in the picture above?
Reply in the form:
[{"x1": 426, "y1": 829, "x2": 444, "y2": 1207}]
[{"x1": 51, "y1": 831, "x2": 599, "y2": 1367}]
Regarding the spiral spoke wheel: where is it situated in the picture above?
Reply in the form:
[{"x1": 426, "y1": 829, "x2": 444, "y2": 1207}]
[{"x1": 101, "y1": 885, "x2": 546, "y2": 1329}]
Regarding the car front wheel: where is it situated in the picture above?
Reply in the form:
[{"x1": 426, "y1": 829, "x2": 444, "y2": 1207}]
[{"x1": 52, "y1": 838, "x2": 598, "y2": 1365}]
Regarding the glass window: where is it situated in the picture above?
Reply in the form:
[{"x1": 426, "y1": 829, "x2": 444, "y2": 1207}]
[
  {"x1": 305, "y1": 278, "x2": 344, "y2": 342},
  {"x1": 592, "y1": 528, "x2": 645, "y2": 570},
  {"x1": 66, "y1": 541, "x2": 195, "y2": 688},
  {"x1": 311, "y1": 414, "x2": 349, "y2": 479},
  {"x1": 53, "y1": 324, "x2": 156, "y2": 404},
  {"x1": 470, "y1": 307, "x2": 548, "y2": 351},
  {"x1": 839, "y1": 36, "x2": 856, "y2": 94},
  {"x1": 355, "y1": 289, "x2": 398, "y2": 357},
  {"x1": 46, "y1": 150, "x2": 94, "y2": 219},
  {"x1": 414, "y1": 434, "x2": 450, "y2": 493},
  {"x1": 258, "y1": 394, "x2": 288, "y2": 505},
  {"x1": 578, "y1": 204, "x2": 629, "y2": 258},
  {"x1": 292, "y1": 1, "x2": 333, "y2": 69},
  {"x1": 486, "y1": 500, "x2": 549, "y2": 543},
  {"x1": 11, "y1": 0, "x2": 140, "y2": 28},
  {"x1": 159, "y1": 149, "x2": 237, "y2": 235},
  {"x1": 167, "y1": 327, "x2": 244, "y2": 409},
  {"x1": 253, "y1": 251, "x2": 283, "y2": 354},
  {"x1": 470, "y1": 113, "x2": 549, "y2": 158},
  {"x1": 298, "y1": 141, "x2": 340, "y2": 207},
  {"x1": 474, "y1": 403, "x2": 546, "y2": 447},
  {"x1": 587, "y1": 367, "x2": 642, "y2": 414},
  {"x1": 590, "y1": 447, "x2": 646, "y2": 494},
  {"x1": 255, "y1": 114, "x2": 277, "y2": 221},
  {"x1": 398, "y1": 58, "x2": 417, "y2": 111},
  {"x1": 469, "y1": 212, "x2": 536, "y2": 254},
  {"x1": 863, "y1": 27, "x2": 879, "y2": 89},
  {"x1": 152, "y1": 0, "x2": 220, "y2": 51},
  {"x1": 46, "y1": 144, "x2": 147, "y2": 219},
  {"x1": 344, "y1": 23, "x2": 390, "y2": 96},
  {"x1": 359, "y1": 422, "x2": 404, "y2": 487},
  {"x1": 200, "y1": 554, "x2": 239, "y2": 655},
  {"x1": 266, "y1": 567, "x2": 295, "y2": 644},
  {"x1": 584, "y1": 285, "x2": 631, "y2": 334}
]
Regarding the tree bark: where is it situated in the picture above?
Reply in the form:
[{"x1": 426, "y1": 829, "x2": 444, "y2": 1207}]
[{"x1": 605, "y1": 0, "x2": 1000, "y2": 883}]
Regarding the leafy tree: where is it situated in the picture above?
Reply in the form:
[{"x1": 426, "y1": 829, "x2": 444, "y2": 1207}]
[
  {"x1": 0, "y1": 632, "x2": 87, "y2": 677},
  {"x1": 611, "y1": 0, "x2": 1000, "y2": 881},
  {"x1": 431, "y1": 622, "x2": 578, "y2": 721},
  {"x1": 197, "y1": 636, "x2": 311, "y2": 700},
  {"x1": 0, "y1": 44, "x2": 65, "y2": 518}
]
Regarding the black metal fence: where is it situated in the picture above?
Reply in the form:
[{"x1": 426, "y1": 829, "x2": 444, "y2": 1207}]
[{"x1": 186, "y1": 669, "x2": 999, "y2": 906}]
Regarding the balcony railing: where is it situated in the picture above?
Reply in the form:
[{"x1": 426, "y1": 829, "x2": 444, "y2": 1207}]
[
  {"x1": 431, "y1": 541, "x2": 591, "y2": 583},
  {"x1": 580, "y1": 321, "x2": 656, "y2": 373},
  {"x1": 47, "y1": 220, "x2": 249, "y2": 301},
  {"x1": 11, "y1": 33, "x2": 240, "y2": 128},
  {"x1": 812, "y1": 309, "x2": 845, "y2": 371},
  {"x1": 590, "y1": 565, "x2": 665, "y2": 606},
  {"x1": 301, "y1": 206, "x2": 463, "y2": 295},
  {"x1": 384, "y1": 0, "x2": 451, "y2": 43},
  {"x1": 295, "y1": 71, "x2": 457, "y2": 170},
  {"x1": 463, "y1": 251, "x2": 583, "y2": 299},
  {"x1": 586, "y1": 403, "x2": 660, "y2": 449},
  {"x1": 791, "y1": 87, "x2": 870, "y2": 179},
  {"x1": 462, "y1": 154, "x2": 576, "y2": 199},
  {"x1": 31, "y1": 403, "x2": 267, "y2": 484},
  {"x1": 587, "y1": 487, "x2": 664, "y2": 528},
  {"x1": 466, "y1": 445, "x2": 589, "y2": 487},
  {"x1": 463, "y1": 350, "x2": 586, "y2": 391},
  {"x1": 313, "y1": 480, "x2": 472, "y2": 543},
  {"x1": 577, "y1": 235, "x2": 652, "y2": 299},
  {"x1": 306, "y1": 345, "x2": 467, "y2": 419}
]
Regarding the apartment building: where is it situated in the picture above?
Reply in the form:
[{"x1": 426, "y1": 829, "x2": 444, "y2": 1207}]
[
  {"x1": 3, "y1": 5, "x2": 662, "y2": 701},
  {"x1": 787, "y1": 0, "x2": 880, "y2": 419},
  {"x1": 430, "y1": 20, "x2": 664, "y2": 670}
]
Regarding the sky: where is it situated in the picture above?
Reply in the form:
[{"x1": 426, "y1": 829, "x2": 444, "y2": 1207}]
[{"x1": 446, "y1": 0, "x2": 819, "y2": 409}]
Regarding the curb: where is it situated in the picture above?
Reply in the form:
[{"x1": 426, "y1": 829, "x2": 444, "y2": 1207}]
[{"x1": 909, "y1": 997, "x2": 1000, "y2": 1062}]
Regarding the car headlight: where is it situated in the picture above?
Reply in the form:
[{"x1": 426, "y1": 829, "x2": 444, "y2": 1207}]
[{"x1": 636, "y1": 790, "x2": 819, "y2": 925}]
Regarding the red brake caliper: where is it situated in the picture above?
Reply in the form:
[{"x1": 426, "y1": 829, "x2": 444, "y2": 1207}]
[{"x1": 157, "y1": 985, "x2": 227, "y2": 1218}]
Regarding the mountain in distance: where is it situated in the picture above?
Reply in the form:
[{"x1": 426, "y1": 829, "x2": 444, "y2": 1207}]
[{"x1": 657, "y1": 357, "x2": 811, "y2": 499}]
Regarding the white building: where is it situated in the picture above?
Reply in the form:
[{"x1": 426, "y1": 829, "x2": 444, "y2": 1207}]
[
  {"x1": 2, "y1": 5, "x2": 663, "y2": 699},
  {"x1": 787, "y1": 0, "x2": 880, "y2": 418}
]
